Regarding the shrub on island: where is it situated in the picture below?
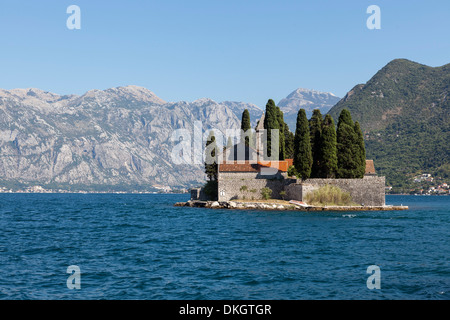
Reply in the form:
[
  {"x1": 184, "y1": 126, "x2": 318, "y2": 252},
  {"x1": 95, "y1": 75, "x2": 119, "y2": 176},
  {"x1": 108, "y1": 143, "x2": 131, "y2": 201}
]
[{"x1": 305, "y1": 184, "x2": 357, "y2": 206}]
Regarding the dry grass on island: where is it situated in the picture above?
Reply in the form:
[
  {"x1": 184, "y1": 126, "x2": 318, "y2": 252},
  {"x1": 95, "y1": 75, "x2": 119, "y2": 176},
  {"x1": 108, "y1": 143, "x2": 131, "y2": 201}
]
[
  {"x1": 233, "y1": 185, "x2": 358, "y2": 207},
  {"x1": 304, "y1": 184, "x2": 359, "y2": 207}
]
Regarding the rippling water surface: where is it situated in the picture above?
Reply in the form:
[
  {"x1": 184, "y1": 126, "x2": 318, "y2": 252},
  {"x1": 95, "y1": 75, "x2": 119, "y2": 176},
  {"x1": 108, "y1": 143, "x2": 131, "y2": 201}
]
[{"x1": 0, "y1": 194, "x2": 448, "y2": 299}]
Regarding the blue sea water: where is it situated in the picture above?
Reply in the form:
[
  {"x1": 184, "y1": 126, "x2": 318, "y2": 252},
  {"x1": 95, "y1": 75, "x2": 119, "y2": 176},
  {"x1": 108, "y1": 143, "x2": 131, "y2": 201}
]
[{"x1": 0, "y1": 194, "x2": 448, "y2": 300}]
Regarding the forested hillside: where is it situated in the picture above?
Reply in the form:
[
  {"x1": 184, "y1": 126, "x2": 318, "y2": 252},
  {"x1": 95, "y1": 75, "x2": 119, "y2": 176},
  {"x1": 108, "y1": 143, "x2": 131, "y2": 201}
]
[{"x1": 328, "y1": 59, "x2": 449, "y2": 191}]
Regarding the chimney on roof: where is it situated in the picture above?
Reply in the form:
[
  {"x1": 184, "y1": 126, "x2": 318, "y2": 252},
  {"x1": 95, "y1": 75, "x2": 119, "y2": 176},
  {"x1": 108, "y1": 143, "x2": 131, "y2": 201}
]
[{"x1": 365, "y1": 160, "x2": 376, "y2": 176}]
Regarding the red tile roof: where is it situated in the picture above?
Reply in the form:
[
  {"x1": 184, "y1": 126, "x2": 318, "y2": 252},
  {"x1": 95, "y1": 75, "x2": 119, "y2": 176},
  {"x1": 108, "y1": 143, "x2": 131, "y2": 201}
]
[
  {"x1": 219, "y1": 162, "x2": 259, "y2": 172},
  {"x1": 220, "y1": 159, "x2": 375, "y2": 175},
  {"x1": 258, "y1": 161, "x2": 289, "y2": 172},
  {"x1": 219, "y1": 159, "x2": 294, "y2": 172}
]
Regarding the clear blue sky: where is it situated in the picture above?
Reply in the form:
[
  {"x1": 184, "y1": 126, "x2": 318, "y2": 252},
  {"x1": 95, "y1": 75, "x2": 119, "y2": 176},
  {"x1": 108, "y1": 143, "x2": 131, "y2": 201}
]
[{"x1": 0, "y1": 0, "x2": 448, "y2": 107}]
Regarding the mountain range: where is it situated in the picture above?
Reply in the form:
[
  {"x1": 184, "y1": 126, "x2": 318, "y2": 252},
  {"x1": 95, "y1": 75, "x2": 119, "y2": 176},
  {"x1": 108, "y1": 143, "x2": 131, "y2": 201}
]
[
  {"x1": 0, "y1": 86, "x2": 233, "y2": 190},
  {"x1": 0, "y1": 86, "x2": 336, "y2": 191},
  {"x1": 1, "y1": 58, "x2": 447, "y2": 192}
]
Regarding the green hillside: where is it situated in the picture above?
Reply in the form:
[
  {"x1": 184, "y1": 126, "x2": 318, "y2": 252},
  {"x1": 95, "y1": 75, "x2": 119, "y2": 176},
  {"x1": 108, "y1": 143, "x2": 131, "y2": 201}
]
[{"x1": 328, "y1": 59, "x2": 450, "y2": 192}]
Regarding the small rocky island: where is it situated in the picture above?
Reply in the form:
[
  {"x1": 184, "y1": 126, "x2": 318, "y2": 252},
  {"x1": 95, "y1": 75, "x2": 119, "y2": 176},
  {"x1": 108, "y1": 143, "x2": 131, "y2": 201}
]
[
  {"x1": 175, "y1": 200, "x2": 408, "y2": 211},
  {"x1": 176, "y1": 106, "x2": 409, "y2": 212}
]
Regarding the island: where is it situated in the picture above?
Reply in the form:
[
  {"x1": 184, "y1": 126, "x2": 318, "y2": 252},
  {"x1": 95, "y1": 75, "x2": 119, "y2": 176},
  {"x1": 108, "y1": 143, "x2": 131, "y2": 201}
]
[{"x1": 175, "y1": 106, "x2": 408, "y2": 212}]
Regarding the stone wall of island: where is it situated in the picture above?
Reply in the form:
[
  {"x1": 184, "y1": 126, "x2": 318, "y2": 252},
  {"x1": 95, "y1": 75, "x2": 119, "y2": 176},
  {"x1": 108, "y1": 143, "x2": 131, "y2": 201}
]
[
  {"x1": 286, "y1": 176, "x2": 386, "y2": 206},
  {"x1": 210, "y1": 173, "x2": 385, "y2": 206},
  {"x1": 217, "y1": 171, "x2": 295, "y2": 201}
]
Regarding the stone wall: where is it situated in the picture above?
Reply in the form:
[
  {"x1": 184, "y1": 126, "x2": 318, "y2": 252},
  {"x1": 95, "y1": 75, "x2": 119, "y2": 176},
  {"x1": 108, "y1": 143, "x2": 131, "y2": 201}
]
[
  {"x1": 284, "y1": 183, "x2": 302, "y2": 201},
  {"x1": 218, "y1": 171, "x2": 291, "y2": 201},
  {"x1": 300, "y1": 176, "x2": 385, "y2": 206},
  {"x1": 215, "y1": 171, "x2": 385, "y2": 206},
  {"x1": 190, "y1": 187, "x2": 209, "y2": 201}
]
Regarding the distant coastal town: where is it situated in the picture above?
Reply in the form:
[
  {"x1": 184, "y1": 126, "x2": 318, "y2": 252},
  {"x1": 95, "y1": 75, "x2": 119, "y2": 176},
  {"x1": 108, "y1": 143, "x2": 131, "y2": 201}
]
[
  {"x1": 0, "y1": 185, "x2": 189, "y2": 194},
  {"x1": 385, "y1": 173, "x2": 449, "y2": 195},
  {"x1": 0, "y1": 184, "x2": 447, "y2": 195}
]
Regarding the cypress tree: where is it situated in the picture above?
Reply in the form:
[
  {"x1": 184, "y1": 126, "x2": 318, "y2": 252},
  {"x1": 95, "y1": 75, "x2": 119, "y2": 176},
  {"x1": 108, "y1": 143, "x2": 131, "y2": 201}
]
[
  {"x1": 337, "y1": 108, "x2": 353, "y2": 128},
  {"x1": 263, "y1": 99, "x2": 280, "y2": 159},
  {"x1": 319, "y1": 114, "x2": 338, "y2": 178},
  {"x1": 240, "y1": 109, "x2": 252, "y2": 147},
  {"x1": 276, "y1": 107, "x2": 285, "y2": 160},
  {"x1": 204, "y1": 131, "x2": 218, "y2": 181},
  {"x1": 309, "y1": 109, "x2": 323, "y2": 177},
  {"x1": 284, "y1": 124, "x2": 295, "y2": 159},
  {"x1": 354, "y1": 121, "x2": 366, "y2": 178},
  {"x1": 336, "y1": 109, "x2": 358, "y2": 178},
  {"x1": 294, "y1": 109, "x2": 313, "y2": 180}
]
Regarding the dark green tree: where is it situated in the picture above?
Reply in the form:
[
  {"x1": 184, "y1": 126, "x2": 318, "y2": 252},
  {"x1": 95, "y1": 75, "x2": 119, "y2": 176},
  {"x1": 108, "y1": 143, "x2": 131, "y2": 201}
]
[
  {"x1": 337, "y1": 108, "x2": 353, "y2": 128},
  {"x1": 263, "y1": 99, "x2": 280, "y2": 159},
  {"x1": 240, "y1": 109, "x2": 252, "y2": 147},
  {"x1": 309, "y1": 109, "x2": 323, "y2": 177},
  {"x1": 294, "y1": 109, "x2": 313, "y2": 180},
  {"x1": 204, "y1": 131, "x2": 218, "y2": 181},
  {"x1": 354, "y1": 121, "x2": 366, "y2": 178},
  {"x1": 276, "y1": 107, "x2": 286, "y2": 160},
  {"x1": 336, "y1": 109, "x2": 358, "y2": 178},
  {"x1": 319, "y1": 114, "x2": 338, "y2": 178},
  {"x1": 284, "y1": 124, "x2": 295, "y2": 159}
]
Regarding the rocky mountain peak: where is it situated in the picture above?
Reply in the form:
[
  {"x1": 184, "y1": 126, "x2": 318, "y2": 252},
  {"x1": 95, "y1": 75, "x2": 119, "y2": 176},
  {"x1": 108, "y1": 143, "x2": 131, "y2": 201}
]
[
  {"x1": 81, "y1": 85, "x2": 166, "y2": 106},
  {"x1": 277, "y1": 88, "x2": 341, "y2": 130},
  {"x1": 192, "y1": 98, "x2": 216, "y2": 105}
]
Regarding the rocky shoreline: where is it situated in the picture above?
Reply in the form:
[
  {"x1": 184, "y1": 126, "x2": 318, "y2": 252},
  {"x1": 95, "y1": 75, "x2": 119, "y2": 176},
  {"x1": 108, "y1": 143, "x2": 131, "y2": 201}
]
[{"x1": 174, "y1": 200, "x2": 409, "y2": 211}]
